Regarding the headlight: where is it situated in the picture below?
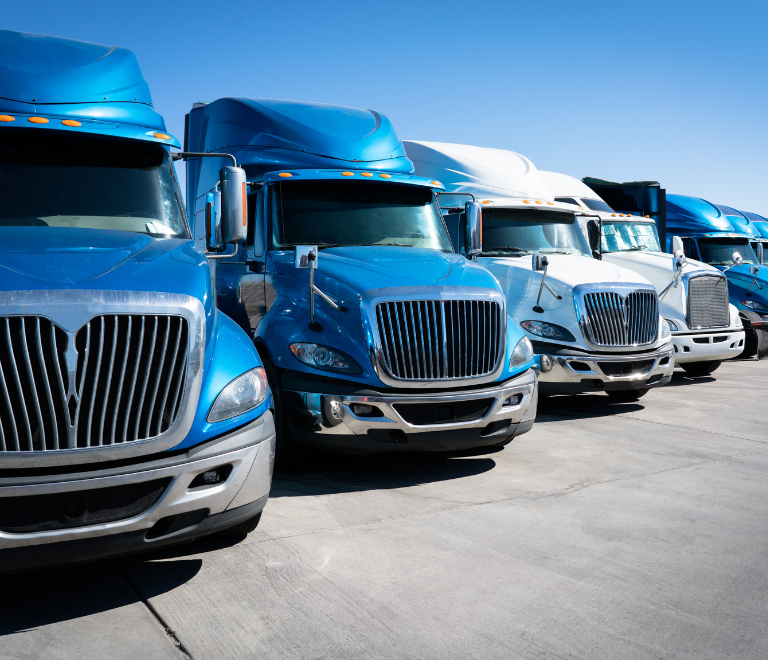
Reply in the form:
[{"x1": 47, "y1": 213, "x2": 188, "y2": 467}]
[
  {"x1": 664, "y1": 318, "x2": 679, "y2": 331},
  {"x1": 290, "y1": 343, "x2": 362, "y2": 374},
  {"x1": 520, "y1": 320, "x2": 575, "y2": 342},
  {"x1": 208, "y1": 367, "x2": 268, "y2": 423},
  {"x1": 740, "y1": 300, "x2": 768, "y2": 312},
  {"x1": 510, "y1": 336, "x2": 535, "y2": 368},
  {"x1": 661, "y1": 319, "x2": 672, "y2": 338}
]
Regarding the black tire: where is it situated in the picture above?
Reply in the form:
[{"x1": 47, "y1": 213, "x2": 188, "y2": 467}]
[
  {"x1": 219, "y1": 511, "x2": 262, "y2": 537},
  {"x1": 741, "y1": 327, "x2": 758, "y2": 358},
  {"x1": 681, "y1": 360, "x2": 722, "y2": 376},
  {"x1": 606, "y1": 388, "x2": 649, "y2": 403},
  {"x1": 256, "y1": 348, "x2": 304, "y2": 468}
]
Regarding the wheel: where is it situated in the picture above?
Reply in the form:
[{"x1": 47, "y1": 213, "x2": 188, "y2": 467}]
[
  {"x1": 257, "y1": 348, "x2": 304, "y2": 468},
  {"x1": 681, "y1": 360, "x2": 721, "y2": 376},
  {"x1": 219, "y1": 511, "x2": 261, "y2": 537},
  {"x1": 606, "y1": 388, "x2": 649, "y2": 403}
]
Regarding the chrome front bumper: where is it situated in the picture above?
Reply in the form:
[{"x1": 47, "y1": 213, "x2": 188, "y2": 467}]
[
  {"x1": 0, "y1": 413, "x2": 275, "y2": 572},
  {"x1": 535, "y1": 344, "x2": 675, "y2": 394},
  {"x1": 672, "y1": 329, "x2": 745, "y2": 363},
  {"x1": 283, "y1": 369, "x2": 538, "y2": 454}
]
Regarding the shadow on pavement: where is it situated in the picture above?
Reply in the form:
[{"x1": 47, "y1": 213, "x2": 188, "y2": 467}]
[
  {"x1": 665, "y1": 371, "x2": 717, "y2": 387},
  {"x1": 0, "y1": 559, "x2": 201, "y2": 636},
  {"x1": 536, "y1": 393, "x2": 644, "y2": 421},
  {"x1": 271, "y1": 449, "x2": 498, "y2": 498}
]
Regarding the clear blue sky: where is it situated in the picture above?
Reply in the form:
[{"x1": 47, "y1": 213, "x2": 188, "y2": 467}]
[{"x1": 5, "y1": 0, "x2": 767, "y2": 214}]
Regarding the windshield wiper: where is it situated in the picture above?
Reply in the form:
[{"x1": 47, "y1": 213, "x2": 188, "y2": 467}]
[
  {"x1": 481, "y1": 246, "x2": 530, "y2": 255},
  {"x1": 538, "y1": 249, "x2": 571, "y2": 255},
  {"x1": 621, "y1": 246, "x2": 651, "y2": 252},
  {"x1": 357, "y1": 243, "x2": 413, "y2": 247}
]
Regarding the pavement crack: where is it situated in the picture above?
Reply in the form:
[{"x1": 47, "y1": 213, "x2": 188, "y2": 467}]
[
  {"x1": 240, "y1": 445, "x2": 768, "y2": 548},
  {"x1": 614, "y1": 414, "x2": 768, "y2": 444},
  {"x1": 119, "y1": 567, "x2": 194, "y2": 660}
]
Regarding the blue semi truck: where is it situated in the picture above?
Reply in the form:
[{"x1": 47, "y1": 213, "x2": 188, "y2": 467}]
[
  {"x1": 183, "y1": 98, "x2": 538, "y2": 462},
  {"x1": 0, "y1": 31, "x2": 275, "y2": 571}
]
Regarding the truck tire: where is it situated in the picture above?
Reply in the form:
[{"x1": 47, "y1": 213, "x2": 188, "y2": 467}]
[
  {"x1": 257, "y1": 349, "x2": 304, "y2": 468},
  {"x1": 681, "y1": 360, "x2": 722, "y2": 376},
  {"x1": 219, "y1": 512, "x2": 262, "y2": 537},
  {"x1": 606, "y1": 388, "x2": 649, "y2": 403}
]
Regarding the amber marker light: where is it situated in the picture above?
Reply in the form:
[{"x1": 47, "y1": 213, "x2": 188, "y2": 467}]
[
  {"x1": 153, "y1": 132, "x2": 171, "y2": 139},
  {"x1": 361, "y1": 172, "x2": 373, "y2": 177},
  {"x1": 341, "y1": 172, "x2": 354, "y2": 176},
  {"x1": 28, "y1": 117, "x2": 49, "y2": 124},
  {"x1": 431, "y1": 180, "x2": 441, "y2": 186},
  {"x1": 535, "y1": 200, "x2": 543, "y2": 204},
  {"x1": 611, "y1": 213, "x2": 617, "y2": 217},
  {"x1": 278, "y1": 172, "x2": 292, "y2": 177},
  {"x1": 523, "y1": 200, "x2": 531, "y2": 204},
  {"x1": 547, "y1": 202, "x2": 554, "y2": 205},
  {"x1": 482, "y1": 200, "x2": 491, "y2": 205},
  {"x1": 380, "y1": 173, "x2": 391, "y2": 178},
  {"x1": 0, "y1": 115, "x2": 15, "y2": 122},
  {"x1": 61, "y1": 120, "x2": 81, "y2": 127}
]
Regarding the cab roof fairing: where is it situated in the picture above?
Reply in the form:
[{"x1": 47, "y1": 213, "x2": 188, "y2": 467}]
[
  {"x1": 258, "y1": 169, "x2": 444, "y2": 189},
  {"x1": 403, "y1": 141, "x2": 553, "y2": 200},
  {"x1": 0, "y1": 30, "x2": 174, "y2": 144},
  {"x1": 666, "y1": 194, "x2": 748, "y2": 237}
]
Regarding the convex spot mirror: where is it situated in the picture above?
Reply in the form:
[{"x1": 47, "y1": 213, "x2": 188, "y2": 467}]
[
  {"x1": 465, "y1": 201, "x2": 482, "y2": 258},
  {"x1": 732, "y1": 251, "x2": 744, "y2": 266},
  {"x1": 220, "y1": 166, "x2": 248, "y2": 244},
  {"x1": 294, "y1": 245, "x2": 318, "y2": 268}
]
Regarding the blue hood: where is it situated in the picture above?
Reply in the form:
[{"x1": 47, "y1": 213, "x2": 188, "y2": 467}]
[
  {"x1": 0, "y1": 227, "x2": 212, "y2": 308},
  {"x1": 271, "y1": 247, "x2": 501, "y2": 305}
]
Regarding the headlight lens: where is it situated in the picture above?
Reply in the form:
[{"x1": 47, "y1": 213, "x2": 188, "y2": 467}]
[
  {"x1": 520, "y1": 320, "x2": 576, "y2": 342},
  {"x1": 661, "y1": 319, "x2": 672, "y2": 338},
  {"x1": 290, "y1": 343, "x2": 362, "y2": 374},
  {"x1": 510, "y1": 336, "x2": 535, "y2": 368},
  {"x1": 208, "y1": 367, "x2": 268, "y2": 423},
  {"x1": 664, "y1": 318, "x2": 679, "y2": 331},
  {"x1": 740, "y1": 300, "x2": 768, "y2": 312}
]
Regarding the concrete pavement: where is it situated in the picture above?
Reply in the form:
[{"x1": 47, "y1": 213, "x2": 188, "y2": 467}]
[{"x1": 2, "y1": 359, "x2": 767, "y2": 659}]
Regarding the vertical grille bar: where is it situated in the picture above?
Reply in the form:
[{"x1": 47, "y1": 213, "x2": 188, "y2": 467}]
[
  {"x1": 49, "y1": 323, "x2": 68, "y2": 447},
  {"x1": 34, "y1": 319, "x2": 58, "y2": 450},
  {"x1": 111, "y1": 317, "x2": 132, "y2": 445},
  {"x1": 143, "y1": 316, "x2": 170, "y2": 438},
  {"x1": 6, "y1": 319, "x2": 33, "y2": 450}
]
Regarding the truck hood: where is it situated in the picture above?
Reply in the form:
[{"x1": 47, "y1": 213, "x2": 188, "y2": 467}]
[
  {"x1": 601, "y1": 251, "x2": 719, "y2": 292},
  {"x1": 0, "y1": 227, "x2": 212, "y2": 310},
  {"x1": 273, "y1": 246, "x2": 501, "y2": 303},
  {"x1": 478, "y1": 253, "x2": 651, "y2": 296}
]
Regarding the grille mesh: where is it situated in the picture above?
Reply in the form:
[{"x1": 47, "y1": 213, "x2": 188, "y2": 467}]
[
  {"x1": 687, "y1": 276, "x2": 729, "y2": 329},
  {"x1": 582, "y1": 291, "x2": 658, "y2": 347},
  {"x1": 376, "y1": 300, "x2": 502, "y2": 380},
  {"x1": 0, "y1": 315, "x2": 188, "y2": 452}
]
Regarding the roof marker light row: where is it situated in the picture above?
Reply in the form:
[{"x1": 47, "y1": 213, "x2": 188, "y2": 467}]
[{"x1": 0, "y1": 114, "x2": 173, "y2": 140}]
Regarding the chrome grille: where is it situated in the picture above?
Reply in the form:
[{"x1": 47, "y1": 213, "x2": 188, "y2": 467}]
[
  {"x1": 687, "y1": 275, "x2": 729, "y2": 329},
  {"x1": 582, "y1": 291, "x2": 658, "y2": 347},
  {"x1": 0, "y1": 315, "x2": 188, "y2": 452},
  {"x1": 376, "y1": 300, "x2": 502, "y2": 380}
]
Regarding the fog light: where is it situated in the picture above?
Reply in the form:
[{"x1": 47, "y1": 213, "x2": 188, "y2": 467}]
[
  {"x1": 189, "y1": 465, "x2": 232, "y2": 489},
  {"x1": 504, "y1": 394, "x2": 523, "y2": 406},
  {"x1": 540, "y1": 354, "x2": 553, "y2": 372},
  {"x1": 351, "y1": 403, "x2": 373, "y2": 415}
]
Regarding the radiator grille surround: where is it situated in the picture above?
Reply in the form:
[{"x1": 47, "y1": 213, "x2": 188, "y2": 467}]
[
  {"x1": 577, "y1": 287, "x2": 659, "y2": 348},
  {"x1": 686, "y1": 275, "x2": 729, "y2": 329},
  {"x1": 0, "y1": 314, "x2": 188, "y2": 453},
  {"x1": 375, "y1": 299, "x2": 503, "y2": 381}
]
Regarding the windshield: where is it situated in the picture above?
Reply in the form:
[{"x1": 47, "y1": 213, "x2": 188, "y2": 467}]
[
  {"x1": 270, "y1": 180, "x2": 451, "y2": 251},
  {"x1": 0, "y1": 129, "x2": 188, "y2": 238},
  {"x1": 602, "y1": 222, "x2": 661, "y2": 252},
  {"x1": 581, "y1": 198, "x2": 614, "y2": 213},
  {"x1": 698, "y1": 238, "x2": 758, "y2": 266},
  {"x1": 480, "y1": 208, "x2": 590, "y2": 257}
]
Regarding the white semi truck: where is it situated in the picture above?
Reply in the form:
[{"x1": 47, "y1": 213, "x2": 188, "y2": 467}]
[
  {"x1": 539, "y1": 171, "x2": 745, "y2": 376},
  {"x1": 404, "y1": 142, "x2": 675, "y2": 402}
]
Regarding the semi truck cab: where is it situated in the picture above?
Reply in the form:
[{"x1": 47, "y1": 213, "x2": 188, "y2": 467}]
[
  {"x1": 0, "y1": 32, "x2": 275, "y2": 572},
  {"x1": 541, "y1": 173, "x2": 745, "y2": 376},
  {"x1": 185, "y1": 99, "x2": 537, "y2": 462},
  {"x1": 405, "y1": 142, "x2": 675, "y2": 402}
]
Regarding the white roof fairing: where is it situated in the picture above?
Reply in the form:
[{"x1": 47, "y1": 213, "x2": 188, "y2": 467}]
[
  {"x1": 538, "y1": 170, "x2": 607, "y2": 202},
  {"x1": 403, "y1": 141, "x2": 553, "y2": 200}
]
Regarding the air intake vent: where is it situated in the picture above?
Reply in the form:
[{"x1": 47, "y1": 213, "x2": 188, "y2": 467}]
[
  {"x1": 0, "y1": 315, "x2": 188, "y2": 452},
  {"x1": 687, "y1": 275, "x2": 729, "y2": 329},
  {"x1": 582, "y1": 291, "x2": 658, "y2": 347},
  {"x1": 375, "y1": 300, "x2": 502, "y2": 380}
]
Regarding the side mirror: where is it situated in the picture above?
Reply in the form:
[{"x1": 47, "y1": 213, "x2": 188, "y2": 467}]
[
  {"x1": 732, "y1": 251, "x2": 743, "y2": 266},
  {"x1": 294, "y1": 245, "x2": 317, "y2": 268},
  {"x1": 757, "y1": 243, "x2": 764, "y2": 265},
  {"x1": 586, "y1": 219, "x2": 601, "y2": 260},
  {"x1": 672, "y1": 235, "x2": 684, "y2": 255},
  {"x1": 205, "y1": 190, "x2": 223, "y2": 251},
  {"x1": 220, "y1": 165, "x2": 248, "y2": 244},
  {"x1": 673, "y1": 248, "x2": 687, "y2": 271},
  {"x1": 465, "y1": 201, "x2": 482, "y2": 258}
]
